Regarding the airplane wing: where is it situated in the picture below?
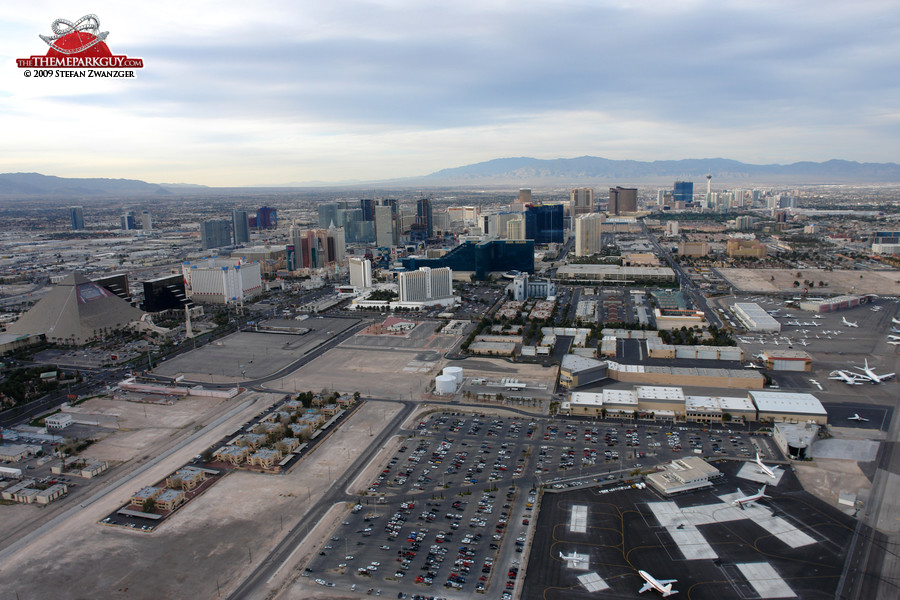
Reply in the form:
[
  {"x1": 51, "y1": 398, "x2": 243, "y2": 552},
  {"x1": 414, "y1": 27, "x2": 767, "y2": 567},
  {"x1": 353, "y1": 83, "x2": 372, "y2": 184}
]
[
  {"x1": 639, "y1": 582, "x2": 653, "y2": 594},
  {"x1": 658, "y1": 579, "x2": 677, "y2": 585}
]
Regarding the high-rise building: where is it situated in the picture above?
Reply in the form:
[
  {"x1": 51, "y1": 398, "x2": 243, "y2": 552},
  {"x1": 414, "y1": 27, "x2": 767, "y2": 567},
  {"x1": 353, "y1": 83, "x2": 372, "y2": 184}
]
[
  {"x1": 121, "y1": 211, "x2": 136, "y2": 230},
  {"x1": 318, "y1": 202, "x2": 342, "y2": 229},
  {"x1": 674, "y1": 181, "x2": 694, "y2": 205},
  {"x1": 575, "y1": 213, "x2": 606, "y2": 257},
  {"x1": 398, "y1": 267, "x2": 453, "y2": 303},
  {"x1": 608, "y1": 186, "x2": 637, "y2": 215},
  {"x1": 232, "y1": 210, "x2": 250, "y2": 244},
  {"x1": 256, "y1": 206, "x2": 277, "y2": 229},
  {"x1": 70, "y1": 206, "x2": 85, "y2": 230},
  {"x1": 289, "y1": 226, "x2": 346, "y2": 269},
  {"x1": 415, "y1": 196, "x2": 434, "y2": 240},
  {"x1": 200, "y1": 219, "x2": 232, "y2": 250},
  {"x1": 402, "y1": 239, "x2": 533, "y2": 280},
  {"x1": 507, "y1": 218, "x2": 526, "y2": 240},
  {"x1": 524, "y1": 204, "x2": 565, "y2": 244},
  {"x1": 570, "y1": 188, "x2": 594, "y2": 218},
  {"x1": 359, "y1": 198, "x2": 375, "y2": 222},
  {"x1": 182, "y1": 258, "x2": 262, "y2": 305},
  {"x1": 374, "y1": 205, "x2": 397, "y2": 247},
  {"x1": 140, "y1": 210, "x2": 152, "y2": 232},
  {"x1": 349, "y1": 257, "x2": 373, "y2": 289}
]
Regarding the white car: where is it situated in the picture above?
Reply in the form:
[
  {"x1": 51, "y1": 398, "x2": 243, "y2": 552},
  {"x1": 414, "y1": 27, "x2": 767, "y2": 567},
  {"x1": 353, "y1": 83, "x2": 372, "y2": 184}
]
[{"x1": 315, "y1": 578, "x2": 326, "y2": 586}]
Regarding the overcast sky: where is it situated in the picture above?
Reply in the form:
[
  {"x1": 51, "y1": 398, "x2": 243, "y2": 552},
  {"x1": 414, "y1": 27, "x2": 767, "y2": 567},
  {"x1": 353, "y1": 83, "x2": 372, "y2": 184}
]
[{"x1": 2, "y1": 1, "x2": 898, "y2": 186}]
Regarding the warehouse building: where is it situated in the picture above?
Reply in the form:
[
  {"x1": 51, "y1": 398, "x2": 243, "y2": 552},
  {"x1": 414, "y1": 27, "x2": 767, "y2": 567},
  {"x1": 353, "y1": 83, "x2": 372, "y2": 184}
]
[
  {"x1": 773, "y1": 421, "x2": 819, "y2": 459},
  {"x1": 653, "y1": 308, "x2": 707, "y2": 330},
  {"x1": 761, "y1": 350, "x2": 812, "y2": 372},
  {"x1": 559, "y1": 355, "x2": 609, "y2": 389},
  {"x1": 749, "y1": 391, "x2": 828, "y2": 425},
  {"x1": 733, "y1": 302, "x2": 781, "y2": 333},
  {"x1": 798, "y1": 294, "x2": 878, "y2": 314}
]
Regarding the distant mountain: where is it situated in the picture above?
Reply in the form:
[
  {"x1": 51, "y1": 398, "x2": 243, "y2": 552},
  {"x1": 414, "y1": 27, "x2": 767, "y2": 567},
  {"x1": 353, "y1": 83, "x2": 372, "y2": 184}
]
[
  {"x1": 0, "y1": 173, "x2": 172, "y2": 198},
  {"x1": 421, "y1": 156, "x2": 900, "y2": 185}
]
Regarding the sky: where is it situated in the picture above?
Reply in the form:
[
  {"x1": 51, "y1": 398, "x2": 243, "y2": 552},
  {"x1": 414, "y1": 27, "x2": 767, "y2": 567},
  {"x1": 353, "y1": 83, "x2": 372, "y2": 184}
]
[{"x1": 2, "y1": 1, "x2": 899, "y2": 186}]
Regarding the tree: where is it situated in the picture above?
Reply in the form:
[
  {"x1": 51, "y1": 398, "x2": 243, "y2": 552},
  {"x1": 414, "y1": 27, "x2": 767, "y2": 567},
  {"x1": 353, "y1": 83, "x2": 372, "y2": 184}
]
[{"x1": 142, "y1": 497, "x2": 157, "y2": 513}]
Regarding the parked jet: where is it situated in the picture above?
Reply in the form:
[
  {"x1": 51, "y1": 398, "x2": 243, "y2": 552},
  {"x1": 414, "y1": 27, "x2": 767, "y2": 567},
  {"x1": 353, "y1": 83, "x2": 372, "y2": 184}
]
[
  {"x1": 733, "y1": 486, "x2": 771, "y2": 509},
  {"x1": 812, "y1": 315, "x2": 824, "y2": 319},
  {"x1": 828, "y1": 370, "x2": 867, "y2": 385},
  {"x1": 638, "y1": 570, "x2": 679, "y2": 597},
  {"x1": 891, "y1": 327, "x2": 900, "y2": 333},
  {"x1": 755, "y1": 453, "x2": 777, "y2": 479},
  {"x1": 842, "y1": 317, "x2": 859, "y2": 328},
  {"x1": 559, "y1": 551, "x2": 589, "y2": 568},
  {"x1": 854, "y1": 359, "x2": 896, "y2": 383},
  {"x1": 744, "y1": 362, "x2": 763, "y2": 369},
  {"x1": 849, "y1": 414, "x2": 869, "y2": 422},
  {"x1": 892, "y1": 318, "x2": 900, "y2": 325},
  {"x1": 887, "y1": 335, "x2": 900, "y2": 341},
  {"x1": 888, "y1": 341, "x2": 900, "y2": 346}
]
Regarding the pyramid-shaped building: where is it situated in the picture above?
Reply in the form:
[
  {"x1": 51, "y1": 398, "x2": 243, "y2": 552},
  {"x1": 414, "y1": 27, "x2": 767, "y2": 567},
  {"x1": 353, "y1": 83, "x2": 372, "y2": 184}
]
[{"x1": 7, "y1": 272, "x2": 144, "y2": 345}]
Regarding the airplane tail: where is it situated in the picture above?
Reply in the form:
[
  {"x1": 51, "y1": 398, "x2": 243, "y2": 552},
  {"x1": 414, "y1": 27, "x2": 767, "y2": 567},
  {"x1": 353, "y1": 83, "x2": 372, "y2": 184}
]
[{"x1": 662, "y1": 583, "x2": 673, "y2": 594}]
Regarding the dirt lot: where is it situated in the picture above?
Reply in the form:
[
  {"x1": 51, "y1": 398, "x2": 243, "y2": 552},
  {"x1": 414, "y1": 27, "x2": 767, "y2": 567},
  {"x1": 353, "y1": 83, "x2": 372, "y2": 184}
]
[
  {"x1": 717, "y1": 268, "x2": 900, "y2": 294},
  {"x1": 269, "y1": 346, "x2": 443, "y2": 399},
  {"x1": 0, "y1": 398, "x2": 403, "y2": 600},
  {"x1": 794, "y1": 458, "x2": 871, "y2": 514}
]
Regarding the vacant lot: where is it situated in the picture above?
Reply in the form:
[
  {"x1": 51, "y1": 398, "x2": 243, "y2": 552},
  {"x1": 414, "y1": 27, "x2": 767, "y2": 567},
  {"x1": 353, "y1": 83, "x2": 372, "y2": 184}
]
[{"x1": 718, "y1": 268, "x2": 900, "y2": 294}]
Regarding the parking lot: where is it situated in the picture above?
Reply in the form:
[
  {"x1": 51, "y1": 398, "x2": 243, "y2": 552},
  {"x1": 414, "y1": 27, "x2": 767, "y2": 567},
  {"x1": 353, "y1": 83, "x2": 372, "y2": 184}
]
[{"x1": 302, "y1": 412, "x2": 779, "y2": 597}]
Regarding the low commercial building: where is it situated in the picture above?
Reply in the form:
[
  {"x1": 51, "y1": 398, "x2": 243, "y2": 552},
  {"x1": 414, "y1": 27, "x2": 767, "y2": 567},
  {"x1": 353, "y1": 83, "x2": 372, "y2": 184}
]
[
  {"x1": 44, "y1": 413, "x2": 74, "y2": 430},
  {"x1": 653, "y1": 308, "x2": 707, "y2": 330},
  {"x1": 0, "y1": 444, "x2": 42, "y2": 462},
  {"x1": 749, "y1": 391, "x2": 828, "y2": 425},
  {"x1": 556, "y1": 264, "x2": 676, "y2": 285},
  {"x1": 726, "y1": 239, "x2": 767, "y2": 258},
  {"x1": 646, "y1": 456, "x2": 722, "y2": 496},
  {"x1": 677, "y1": 241, "x2": 709, "y2": 257},
  {"x1": 35, "y1": 483, "x2": 68, "y2": 505}
]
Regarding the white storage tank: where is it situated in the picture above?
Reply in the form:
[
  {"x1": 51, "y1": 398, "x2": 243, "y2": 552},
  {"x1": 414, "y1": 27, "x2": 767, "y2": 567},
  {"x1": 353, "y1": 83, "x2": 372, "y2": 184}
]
[
  {"x1": 435, "y1": 374, "x2": 456, "y2": 395},
  {"x1": 443, "y1": 366, "x2": 463, "y2": 384}
]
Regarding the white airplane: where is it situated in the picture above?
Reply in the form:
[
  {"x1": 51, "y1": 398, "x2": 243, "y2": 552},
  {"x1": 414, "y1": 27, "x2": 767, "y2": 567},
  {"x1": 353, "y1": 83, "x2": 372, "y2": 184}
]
[
  {"x1": 854, "y1": 358, "x2": 896, "y2": 383},
  {"x1": 892, "y1": 318, "x2": 900, "y2": 325},
  {"x1": 849, "y1": 413, "x2": 869, "y2": 422},
  {"x1": 871, "y1": 306, "x2": 882, "y2": 312},
  {"x1": 786, "y1": 320, "x2": 802, "y2": 327},
  {"x1": 744, "y1": 362, "x2": 763, "y2": 369},
  {"x1": 559, "y1": 551, "x2": 589, "y2": 568},
  {"x1": 733, "y1": 485, "x2": 771, "y2": 509},
  {"x1": 809, "y1": 321, "x2": 821, "y2": 327},
  {"x1": 809, "y1": 379, "x2": 823, "y2": 390},
  {"x1": 887, "y1": 335, "x2": 900, "y2": 341},
  {"x1": 798, "y1": 339, "x2": 808, "y2": 347},
  {"x1": 842, "y1": 317, "x2": 859, "y2": 328},
  {"x1": 828, "y1": 370, "x2": 867, "y2": 385},
  {"x1": 888, "y1": 341, "x2": 900, "y2": 346},
  {"x1": 812, "y1": 314, "x2": 824, "y2": 319},
  {"x1": 891, "y1": 327, "x2": 900, "y2": 333},
  {"x1": 755, "y1": 453, "x2": 777, "y2": 479},
  {"x1": 638, "y1": 570, "x2": 678, "y2": 597}
]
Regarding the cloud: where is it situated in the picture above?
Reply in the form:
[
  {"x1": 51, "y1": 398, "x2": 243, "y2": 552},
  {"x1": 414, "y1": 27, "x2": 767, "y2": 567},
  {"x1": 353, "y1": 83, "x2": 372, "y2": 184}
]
[{"x1": 1, "y1": 0, "x2": 898, "y2": 184}]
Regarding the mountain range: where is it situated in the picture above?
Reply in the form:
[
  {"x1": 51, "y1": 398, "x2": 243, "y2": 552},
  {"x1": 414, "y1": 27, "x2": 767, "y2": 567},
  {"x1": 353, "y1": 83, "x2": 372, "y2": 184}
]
[{"x1": 2, "y1": 156, "x2": 900, "y2": 198}]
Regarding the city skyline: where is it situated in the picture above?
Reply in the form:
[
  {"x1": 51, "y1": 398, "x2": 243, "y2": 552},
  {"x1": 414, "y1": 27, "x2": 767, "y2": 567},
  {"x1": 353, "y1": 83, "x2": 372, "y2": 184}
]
[{"x1": 3, "y1": 1, "x2": 899, "y2": 186}]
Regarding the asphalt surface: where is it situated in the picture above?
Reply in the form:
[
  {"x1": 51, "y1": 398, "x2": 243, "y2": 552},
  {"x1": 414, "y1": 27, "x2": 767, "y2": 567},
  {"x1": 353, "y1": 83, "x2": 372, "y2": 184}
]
[{"x1": 523, "y1": 461, "x2": 856, "y2": 600}]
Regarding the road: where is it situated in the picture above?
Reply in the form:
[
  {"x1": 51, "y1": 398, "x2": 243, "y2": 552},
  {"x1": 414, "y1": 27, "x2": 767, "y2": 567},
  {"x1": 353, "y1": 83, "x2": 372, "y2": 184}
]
[{"x1": 641, "y1": 220, "x2": 722, "y2": 328}]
